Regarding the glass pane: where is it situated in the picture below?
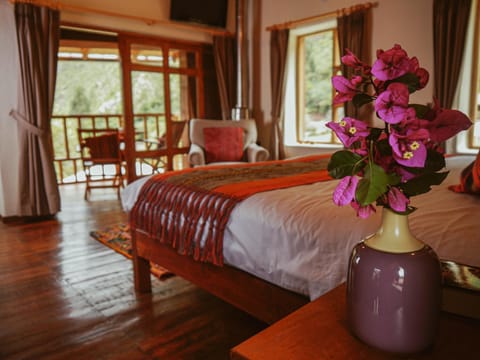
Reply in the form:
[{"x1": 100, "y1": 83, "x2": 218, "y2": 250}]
[
  {"x1": 53, "y1": 60, "x2": 122, "y2": 116},
  {"x1": 132, "y1": 71, "x2": 166, "y2": 150},
  {"x1": 299, "y1": 30, "x2": 335, "y2": 143},
  {"x1": 135, "y1": 156, "x2": 167, "y2": 176},
  {"x1": 169, "y1": 73, "x2": 197, "y2": 120},
  {"x1": 131, "y1": 44, "x2": 164, "y2": 67},
  {"x1": 473, "y1": 120, "x2": 480, "y2": 147},
  {"x1": 169, "y1": 48, "x2": 197, "y2": 68}
]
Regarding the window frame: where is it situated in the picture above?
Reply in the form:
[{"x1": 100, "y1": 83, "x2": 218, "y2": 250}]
[
  {"x1": 468, "y1": 0, "x2": 480, "y2": 149},
  {"x1": 284, "y1": 18, "x2": 342, "y2": 149}
]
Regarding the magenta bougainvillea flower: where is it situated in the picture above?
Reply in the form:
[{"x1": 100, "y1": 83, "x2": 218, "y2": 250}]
[
  {"x1": 341, "y1": 49, "x2": 371, "y2": 74},
  {"x1": 333, "y1": 176, "x2": 359, "y2": 206},
  {"x1": 371, "y1": 44, "x2": 411, "y2": 81},
  {"x1": 332, "y1": 75, "x2": 363, "y2": 104},
  {"x1": 389, "y1": 127, "x2": 429, "y2": 167},
  {"x1": 387, "y1": 187, "x2": 410, "y2": 212},
  {"x1": 375, "y1": 83, "x2": 410, "y2": 124},
  {"x1": 327, "y1": 44, "x2": 472, "y2": 217},
  {"x1": 350, "y1": 201, "x2": 376, "y2": 219},
  {"x1": 326, "y1": 117, "x2": 369, "y2": 147}
]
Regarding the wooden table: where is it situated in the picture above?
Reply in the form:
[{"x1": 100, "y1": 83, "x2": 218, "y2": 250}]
[{"x1": 231, "y1": 284, "x2": 480, "y2": 359}]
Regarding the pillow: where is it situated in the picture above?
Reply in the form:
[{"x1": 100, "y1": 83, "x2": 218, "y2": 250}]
[
  {"x1": 448, "y1": 150, "x2": 480, "y2": 195},
  {"x1": 203, "y1": 126, "x2": 244, "y2": 163}
]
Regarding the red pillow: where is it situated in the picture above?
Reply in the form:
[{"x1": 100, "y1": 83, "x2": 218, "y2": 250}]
[
  {"x1": 448, "y1": 150, "x2": 480, "y2": 195},
  {"x1": 203, "y1": 126, "x2": 244, "y2": 163}
]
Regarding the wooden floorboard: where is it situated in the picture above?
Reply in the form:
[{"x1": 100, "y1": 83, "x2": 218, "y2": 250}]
[{"x1": 0, "y1": 185, "x2": 266, "y2": 359}]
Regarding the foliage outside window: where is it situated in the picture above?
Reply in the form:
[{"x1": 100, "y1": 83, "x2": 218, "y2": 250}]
[
  {"x1": 284, "y1": 19, "x2": 342, "y2": 147},
  {"x1": 297, "y1": 28, "x2": 342, "y2": 144},
  {"x1": 470, "y1": 2, "x2": 480, "y2": 149}
]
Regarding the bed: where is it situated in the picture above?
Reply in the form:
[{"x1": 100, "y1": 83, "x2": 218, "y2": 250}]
[{"x1": 122, "y1": 154, "x2": 480, "y2": 324}]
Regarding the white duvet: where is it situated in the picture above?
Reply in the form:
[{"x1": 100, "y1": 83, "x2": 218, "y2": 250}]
[{"x1": 122, "y1": 155, "x2": 480, "y2": 300}]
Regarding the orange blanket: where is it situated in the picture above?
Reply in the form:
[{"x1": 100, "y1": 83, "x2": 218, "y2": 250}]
[{"x1": 130, "y1": 154, "x2": 332, "y2": 265}]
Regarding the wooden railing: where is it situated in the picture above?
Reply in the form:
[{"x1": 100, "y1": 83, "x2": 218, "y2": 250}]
[{"x1": 51, "y1": 113, "x2": 185, "y2": 185}]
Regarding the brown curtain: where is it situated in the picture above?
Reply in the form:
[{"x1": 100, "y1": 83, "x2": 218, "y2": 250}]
[
  {"x1": 337, "y1": 6, "x2": 372, "y2": 119},
  {"x1": 9, "y1": 3, "x2": 61, "y2": 217},
  {"x1": 269, "y1": 28, "x2": 289, "y2": 160},
  {"x1": 433, "y1": 0, "x2": 472, "y2": 109},
  {"x1": 213, "y1": 35, "x2": 236, "y2": 120}
]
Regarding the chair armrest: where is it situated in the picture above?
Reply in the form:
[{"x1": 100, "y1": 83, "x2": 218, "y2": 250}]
[
  {"x1": 188, "y1": 143, "x2": 206, "y2": 167},
  {"x1": 246, "y1": 143, "x2": 270, "y2": 163}
]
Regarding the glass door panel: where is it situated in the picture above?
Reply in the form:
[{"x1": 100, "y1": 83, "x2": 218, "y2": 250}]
[
  {"x1": 131, "y1": 71, "x2": 165, "y2": 154},
  {"x1": 170, "y1": 73, "x2": 196, "y2": 150},
  {"x1": 169, "y1": 48, "x2": 197, "y2": 68},
  {"x1": 130, "y1": 44, "x2": 164, "y2": 67}
]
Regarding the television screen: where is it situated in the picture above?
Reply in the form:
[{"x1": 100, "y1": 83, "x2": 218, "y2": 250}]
[{"x1": 170, "y1": 0, "x2": 228, "y2": 28}]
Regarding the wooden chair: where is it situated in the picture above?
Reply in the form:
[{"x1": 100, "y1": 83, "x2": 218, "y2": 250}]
[
  {"x1": 77, "y1": 128, "x2": 124, "y2": 200},
  {"x1": 142, "y1": 120, "x2": 188, "y2": 172}
]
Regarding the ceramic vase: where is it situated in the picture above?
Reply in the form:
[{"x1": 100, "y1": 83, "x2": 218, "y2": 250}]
[{"x1": 346, "y1": 207, "x2": 442, "y2": 354}]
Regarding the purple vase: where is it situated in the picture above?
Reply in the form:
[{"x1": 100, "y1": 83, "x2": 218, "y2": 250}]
[{"x1": 346, "y1": 209, "x2": 442, "y2": 354}]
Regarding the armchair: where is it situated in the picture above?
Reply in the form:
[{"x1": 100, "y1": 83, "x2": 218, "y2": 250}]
[{"x1": 187, "y1": 119, "x2": 269, "y2": 167}]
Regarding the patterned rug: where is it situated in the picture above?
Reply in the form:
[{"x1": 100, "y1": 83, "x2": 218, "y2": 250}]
[{"x1": 90, "y1": 223, "x2": 174, "y2": 280}]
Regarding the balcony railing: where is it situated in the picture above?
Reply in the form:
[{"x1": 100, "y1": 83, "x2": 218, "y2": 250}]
[{"x1": 51, "y1": 113, "x2": 188, "y2": 185}]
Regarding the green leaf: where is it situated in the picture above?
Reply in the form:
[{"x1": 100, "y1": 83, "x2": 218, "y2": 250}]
[
  {"x1": 399, "y1": 171, "x2": 449, "y2": 197},
  {"x1": 386, "y1": 73, "x2": 420, "y2": 93},
  {"x1": 366, "y1": 128, "x2": 383, "y2": 142},
  {"x1": 352, "y1": 93, "x2": 374, "y2": 108},
  {"x1": 327, "y1": 151, "x2": 364, "y2": 178},
  {"x1": 356, "y1": 163, "x2": 400, "y2": 205},
  {"x1": 409, "y1": 104, "x2": 430, "y2": 118},
  {"x1": 401, "y1": 150, "x2": 446, "y2": 175}
]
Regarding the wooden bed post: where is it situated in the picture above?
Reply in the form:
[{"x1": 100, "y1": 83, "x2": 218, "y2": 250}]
[{"x1": 131, "y1": 230, "x2": 152, "y2": 293}]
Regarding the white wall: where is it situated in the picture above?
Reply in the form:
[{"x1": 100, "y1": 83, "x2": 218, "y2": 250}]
[
  {"x1": 0, "y1": 0, "x2": 20, "y2": 217},
  {"x1": 258, "y1": 0, "x2": 434, "y2": 156}
]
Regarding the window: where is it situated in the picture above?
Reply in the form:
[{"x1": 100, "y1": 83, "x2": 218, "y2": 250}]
[
  {"x1": 469, "y1": 1, "x2": 480, "y2": 149},
  {"x1": 455, "y1": 1, "x2": 479, "y2": 153},
  {"x1": 285, "y1": 19, "x2": 342, "y2": 147}
]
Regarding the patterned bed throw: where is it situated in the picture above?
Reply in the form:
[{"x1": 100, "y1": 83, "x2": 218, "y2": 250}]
[{"x1": 130, "y1": 155, "x2": 331, "y2": 265}]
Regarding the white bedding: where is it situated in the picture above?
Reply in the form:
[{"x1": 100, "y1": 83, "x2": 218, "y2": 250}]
[{"x1": 122, "y1": 155, "x2": 480, "y2": 301}]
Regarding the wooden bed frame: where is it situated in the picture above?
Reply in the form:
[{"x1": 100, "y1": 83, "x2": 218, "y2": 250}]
[{"x1": 132, "y1": 229, "x2": 309, "y2": 324}]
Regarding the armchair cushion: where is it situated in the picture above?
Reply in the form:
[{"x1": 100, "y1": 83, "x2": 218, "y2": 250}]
[{"x1": 203, "y1": 126, "x2": 244, "y2": 163}]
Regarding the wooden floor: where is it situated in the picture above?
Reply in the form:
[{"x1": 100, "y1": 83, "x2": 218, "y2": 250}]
[{"x1": 0, "y1": 185, "x2": 266, "y2": 360}]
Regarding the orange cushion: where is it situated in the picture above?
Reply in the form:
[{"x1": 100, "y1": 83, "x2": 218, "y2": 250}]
[
  {"x1": 203, "y1": 127, "x2": 244, "y2": 163},
  {"x1": 449, "y1": 149, "x2": 480, "y2": 195}
]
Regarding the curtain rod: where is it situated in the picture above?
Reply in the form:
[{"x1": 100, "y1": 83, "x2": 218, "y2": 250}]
[
  {"x1": 9, "y1": 0, "x2": 233, "y2": 37},
  {"x1": 266, "y1": 1, "x2": 378, "y2": 31}
]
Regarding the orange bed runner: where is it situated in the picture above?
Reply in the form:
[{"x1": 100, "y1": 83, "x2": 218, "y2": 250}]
[{"x1": 130, "y1": 154, "x2": 332, "y2": 265}]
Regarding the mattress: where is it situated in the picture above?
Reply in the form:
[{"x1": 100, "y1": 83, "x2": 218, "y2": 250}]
[{"x1": 122, "y1": 155, "x2": 480, "y2": 301}]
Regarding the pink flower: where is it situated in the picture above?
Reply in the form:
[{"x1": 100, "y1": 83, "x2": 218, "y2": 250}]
[
  {"x1": 389, "y1": 128, "x2": 429, "y2": 167},
  {"x1": 332, "y1": 75, "x2": 362, "y2": 104},
  {"x1": 387, "y1": 187, "x2": 410, "y2": 212},
  {"x1": 333, "y1": 176, "x2": 359, "y2": 206},
  {"x1": 415, "y1": 68, "x2": 429, "y2": 89},
  {"x1": 326, "y1": 117, "x2": 369, "y2": 147},
  {"x1": 426, "y1": 109, "x2": 472, "y2": 142},
  {"x1": 372, "y1": 44, "x2": 411, "y2": 81},
  {"x1": 375, "y1": 83, "x2": 410, "y2": 124},
  {"x1": 341, "y1": 49, "x2": 371, "y2": 74},
  {"x1": 351, "y1": 201, "x2": 376, "y2": 218}
]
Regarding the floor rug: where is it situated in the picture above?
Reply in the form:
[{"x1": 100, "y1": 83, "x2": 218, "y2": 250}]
[{"x1": 90, "y1": 223, "x2": 174, "y2": 280}]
